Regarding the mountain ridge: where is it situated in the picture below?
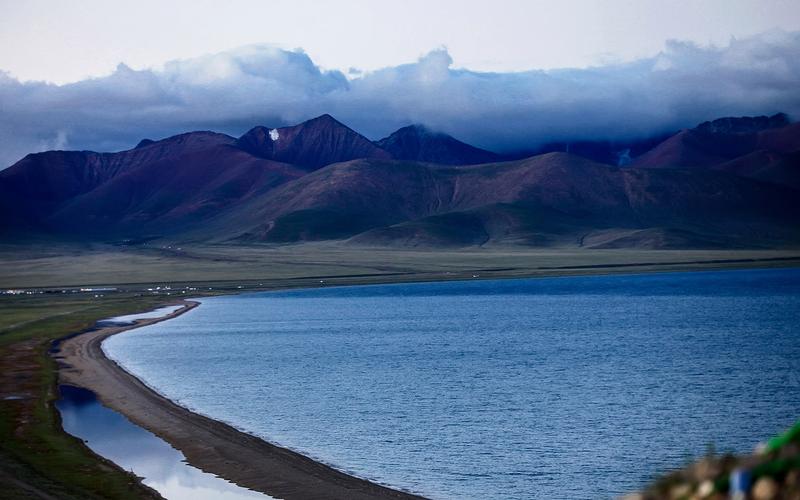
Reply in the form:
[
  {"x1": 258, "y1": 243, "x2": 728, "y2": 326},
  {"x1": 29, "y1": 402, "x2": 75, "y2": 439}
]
[
  {"x1": 375, "y1": 124, "x2": 502, "y2": 165},
  {"x1": 2, "y1": 113, "x2": 799, "y2": 249},
  {"x1": 235, "y1": 114, "x2": 392, "y2": 169}
]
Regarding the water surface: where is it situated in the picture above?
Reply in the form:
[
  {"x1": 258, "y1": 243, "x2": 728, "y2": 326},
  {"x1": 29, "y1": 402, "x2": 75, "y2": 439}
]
[
  {"x1": 56, "y1": 385, "x2": 269, "y2": 500},
  {"x1": 103, "y1": 269, "x2": 800, "y2": 499},
  {"x1": 100, "y1": 304, "x2": 184, "y2": 326}
]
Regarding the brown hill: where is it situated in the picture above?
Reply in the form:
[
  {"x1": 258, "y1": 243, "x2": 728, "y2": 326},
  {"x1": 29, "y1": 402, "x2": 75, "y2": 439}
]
[
  {"x1": 711, "y1": 150, "x2": 800, "y2": 190},
  {"x1": 633, "y1": 115, "x2": 800, "y2": 190},
  {"x1": 0, "y1": 131, "x2": 236, "y2": 235},
  {"x1": 47, "y1": 147, "x2": 305, "y2": 238},
  {"x1": 199, "y1": 153, "x2": 800, "y2": 248}
]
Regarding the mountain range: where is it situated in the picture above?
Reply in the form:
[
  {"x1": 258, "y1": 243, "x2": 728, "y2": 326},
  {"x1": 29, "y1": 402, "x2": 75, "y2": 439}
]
[{"x1": 1, "y1": 113, "x2": 798, "y2": 249}]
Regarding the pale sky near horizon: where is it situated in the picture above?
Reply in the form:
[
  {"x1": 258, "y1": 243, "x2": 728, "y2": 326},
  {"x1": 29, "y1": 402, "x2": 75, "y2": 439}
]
[{"x1": 2, "y1": 0, "x2": 800, "y2": 84}]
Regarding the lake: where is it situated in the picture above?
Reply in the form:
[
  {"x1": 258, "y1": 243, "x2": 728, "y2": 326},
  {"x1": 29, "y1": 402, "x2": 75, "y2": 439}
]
[
  {"x1": 56, "y1": 385, "x2": 271, "y2": 500},
  {"x1": 103, "y1": 268, "x2": 800, "y2": 499}
]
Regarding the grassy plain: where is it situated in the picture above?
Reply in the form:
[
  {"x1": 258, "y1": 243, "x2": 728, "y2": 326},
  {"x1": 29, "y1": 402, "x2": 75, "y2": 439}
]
[{"x1": 3, "y1": 242, "x2": 800, "y2": 288}]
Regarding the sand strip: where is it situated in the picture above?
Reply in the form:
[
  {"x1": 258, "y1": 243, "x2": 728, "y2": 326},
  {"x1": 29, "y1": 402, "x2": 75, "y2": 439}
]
[{"x1": 54, "y1": 300, "x2": 425, "y2": 500}]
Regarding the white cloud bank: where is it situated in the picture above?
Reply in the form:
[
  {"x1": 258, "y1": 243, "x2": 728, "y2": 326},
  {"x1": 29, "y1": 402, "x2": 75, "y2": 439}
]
[{"x1": 1, "y1": 30, "x2": 800, "y2": 168}]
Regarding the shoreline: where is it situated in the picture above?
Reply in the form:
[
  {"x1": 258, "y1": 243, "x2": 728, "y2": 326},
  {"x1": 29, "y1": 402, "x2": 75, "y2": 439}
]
[
  {"x1": 54, "y1": 300, "x2": 425, "y2": 500},
  {"x1": 48, "y1": 265, "x2": 799, "y2": 499}
]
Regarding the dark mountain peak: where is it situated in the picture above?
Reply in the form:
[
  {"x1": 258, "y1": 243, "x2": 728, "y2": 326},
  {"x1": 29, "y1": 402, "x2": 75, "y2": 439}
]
[
  {"x1": 288, "y1": 114, "x2": 362, "y2": 138},
  {"x1": 633, "y1": 112, "x2": 800, "y2": 185},
  {"x1": 238, "y1": 114, "x2": 350, "y2": 142},
  {"x1": 387, "y1": 124, "x2": 456, "y2": 142},
  {"x1": 694, "y1": 113, "x2": 789, "y2": 135},
  {"x1": 399, "y1": 123, "x2": 434, "y2": 134},
  {"x1": 236, "y1": 115, "x2": 390, "y2": 169},
  {"x1": 378, "y1": 124, "x2": 435, "y2": 146},
  {"x1": 303, "y1": 113, "x2": 339, "y2": 126},
  {"x1": 237, "y1": 125, "x2": 272, "y2": 149},
  {"x1": 376, "y1": 124, "x2": 501, "y2": 165},
  {"x1": 135, "y1": 139, "x2": 155, "y2": 148}
]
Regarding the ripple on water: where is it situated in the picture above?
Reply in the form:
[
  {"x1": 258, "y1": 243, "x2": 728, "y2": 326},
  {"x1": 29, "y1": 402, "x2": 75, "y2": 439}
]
[{"x1": 103, "y1": 269, "x2": 800, "y2": 500}]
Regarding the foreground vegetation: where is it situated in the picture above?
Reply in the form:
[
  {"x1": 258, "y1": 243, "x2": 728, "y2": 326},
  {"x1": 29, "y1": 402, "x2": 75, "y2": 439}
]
[{"x1": 630, "y1": 421, "x2": 800, "y2": 500}]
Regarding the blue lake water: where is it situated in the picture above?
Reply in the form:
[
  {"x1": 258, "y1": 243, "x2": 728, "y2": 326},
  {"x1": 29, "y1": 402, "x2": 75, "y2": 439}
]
[
  {"x1": 103, "y1": 269, "x2": 800, "y2": 500},
  {"x1": 56, "y1": 385, "x2": 270, "y2": 500},
  {"x1": 99, "y1": 305, "x2": 185, "y2": 326}
]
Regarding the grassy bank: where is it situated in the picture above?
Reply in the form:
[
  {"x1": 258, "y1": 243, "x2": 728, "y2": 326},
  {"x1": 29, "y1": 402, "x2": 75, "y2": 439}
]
[{"x1": 0, "y1": 293, "x2": 171, "y2": 499}]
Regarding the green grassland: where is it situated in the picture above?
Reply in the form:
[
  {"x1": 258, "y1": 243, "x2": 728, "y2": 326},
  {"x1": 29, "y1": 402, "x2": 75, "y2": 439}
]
[
  {"x1": 0, "y1": 293, "x2": 169, "y2": 499},
  {"x1": 3, "y1": 242, "x2": 800, "y2": 288}
]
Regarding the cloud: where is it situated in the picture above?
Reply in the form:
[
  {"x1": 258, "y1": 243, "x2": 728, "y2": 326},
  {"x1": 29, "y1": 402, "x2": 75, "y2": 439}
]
[{"x1": 2, "y1": 31, "x2": 800, "y2": 168}]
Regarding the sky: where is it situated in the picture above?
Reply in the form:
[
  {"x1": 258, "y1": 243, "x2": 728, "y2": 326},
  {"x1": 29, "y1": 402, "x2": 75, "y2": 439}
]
[{"x1": 1, "y1": 0, "x2": 800, "y2": 167}]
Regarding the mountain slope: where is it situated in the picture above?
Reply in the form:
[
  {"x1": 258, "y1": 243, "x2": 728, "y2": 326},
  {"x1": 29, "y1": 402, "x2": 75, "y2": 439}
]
[
  {"x1": 206, "y1": 158, "x2": 448, "y2": 242},
  {"x1": 0, "y1": 131, "x2": 236, "y2": 235},
  {"x1": 711, "y1": 150, "x2": 800, "y2": 190},
  {"x1": 47, "y1": 146, "x2": 305, "y2": 237},
  {"x1": 375, "y1": 125, "x2": 501, "y2": 165},
  {"x1": 200, "y1": 153, "x2": 800, "y2": 247},
  {"x1": 633, "y1": 114, "x2": 800, "y2": 189}
]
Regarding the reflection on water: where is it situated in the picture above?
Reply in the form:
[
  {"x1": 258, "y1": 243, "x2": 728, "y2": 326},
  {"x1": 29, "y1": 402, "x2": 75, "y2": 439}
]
[
  {"x1": 100, "y1": 305, "x2": 185, "y2": 326},
  {"x1": 56, "y1": 385, "x2": 271, "y2": 500}
]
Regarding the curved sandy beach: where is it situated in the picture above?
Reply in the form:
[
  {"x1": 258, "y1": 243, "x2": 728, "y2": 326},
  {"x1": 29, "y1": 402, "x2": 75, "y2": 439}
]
[{"x1": 53, "y1": 300, "x2": 426, "y2": 500}]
